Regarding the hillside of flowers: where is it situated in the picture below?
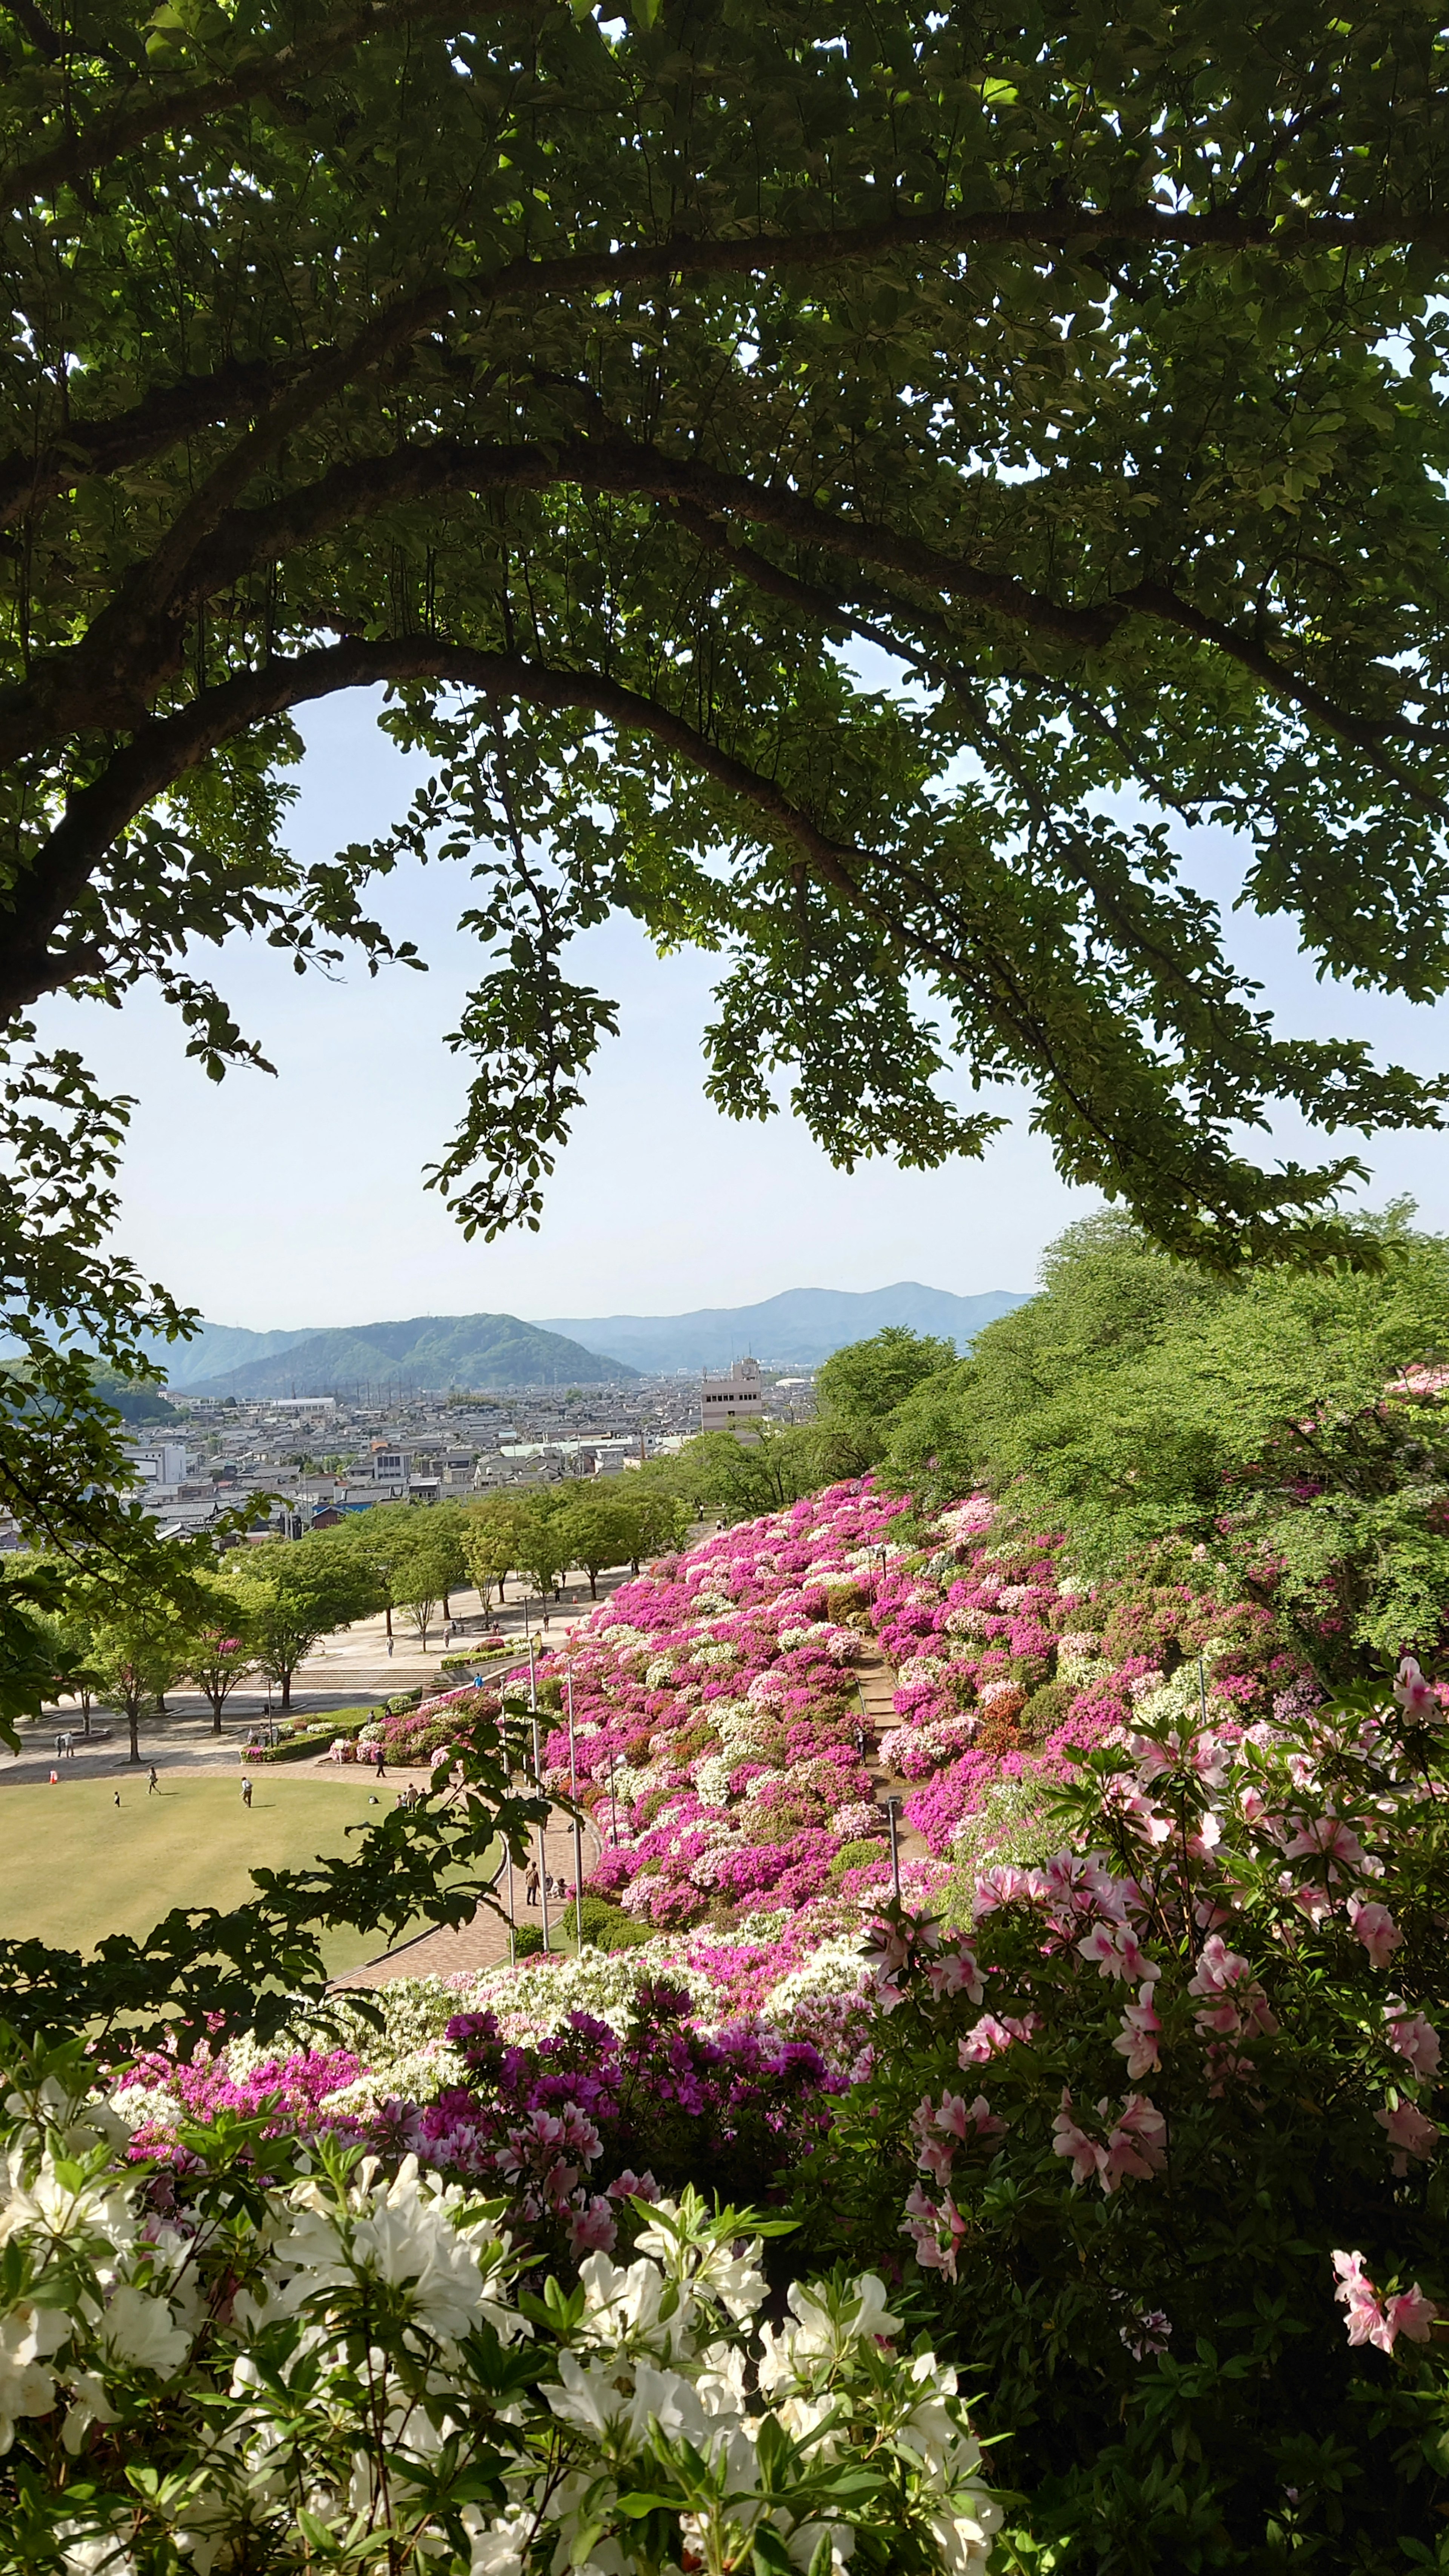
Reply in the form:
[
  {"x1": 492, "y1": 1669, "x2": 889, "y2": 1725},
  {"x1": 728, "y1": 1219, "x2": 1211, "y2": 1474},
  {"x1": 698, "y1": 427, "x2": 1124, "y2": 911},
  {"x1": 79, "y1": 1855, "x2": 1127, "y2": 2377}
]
[{"x1": 520, "y1": 1476, "x2": 1313, "y2": 1928}]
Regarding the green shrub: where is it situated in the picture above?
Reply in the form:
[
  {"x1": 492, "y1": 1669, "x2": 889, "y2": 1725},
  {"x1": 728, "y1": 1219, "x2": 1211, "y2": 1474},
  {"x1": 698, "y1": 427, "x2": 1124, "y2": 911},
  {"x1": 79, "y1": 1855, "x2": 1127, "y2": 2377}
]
[
  {"x1": 828, "y1": 1835, "x2": 889, "y2": 1883},
  {"x1": 1018, "y1": 1674, "x2": 1080, "y2": 1741},
  {"x1": 572, "y1": 1894, "x2": 654, "y2": 1951}
]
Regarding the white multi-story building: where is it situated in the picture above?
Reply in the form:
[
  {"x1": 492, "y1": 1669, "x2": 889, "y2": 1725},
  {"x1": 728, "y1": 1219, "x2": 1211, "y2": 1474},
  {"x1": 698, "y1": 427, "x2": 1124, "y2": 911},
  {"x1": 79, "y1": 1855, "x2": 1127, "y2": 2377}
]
[{"x1": 700, "y1": 1356, "x2": 764, "y2": 1430}]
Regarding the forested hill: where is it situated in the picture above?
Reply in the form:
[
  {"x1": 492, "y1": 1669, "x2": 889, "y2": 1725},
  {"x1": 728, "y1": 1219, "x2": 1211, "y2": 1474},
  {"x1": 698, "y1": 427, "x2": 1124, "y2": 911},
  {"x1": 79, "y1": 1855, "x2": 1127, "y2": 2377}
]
[
  {"x1": 535, "y1": 1284, "x2": 1029, "y2": 1372},
  {"x1": 187, "y1": 1314, "x2": 638, "y2": 1397}
]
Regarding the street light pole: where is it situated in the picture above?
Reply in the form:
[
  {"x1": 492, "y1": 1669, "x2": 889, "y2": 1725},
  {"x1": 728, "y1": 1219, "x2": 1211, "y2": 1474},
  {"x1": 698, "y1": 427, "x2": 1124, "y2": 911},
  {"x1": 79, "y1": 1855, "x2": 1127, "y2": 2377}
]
[
  {"x1": 567, "y1": 1670, "x2": 585, "y2": 1950},
  {"x1": 531, "y1": 1650, "x2": 550, "y2": 1952},
  {"x1": 884, "y1": 1795, "x2": 902, "y2": 1904}
]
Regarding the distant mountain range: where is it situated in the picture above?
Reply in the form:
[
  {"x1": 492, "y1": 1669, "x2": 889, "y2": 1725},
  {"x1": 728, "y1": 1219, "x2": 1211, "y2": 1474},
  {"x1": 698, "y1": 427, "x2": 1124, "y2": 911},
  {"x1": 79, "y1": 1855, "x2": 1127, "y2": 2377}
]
[
  {"x1": 139, "y1": 1280, "x2": 1030, "y2": 1397},
  {"x1": 536, "y1": 1283, "x2": 1029, "y2": 1373},
  {"x1": 186, "y1": 1314, "x2": 639, "y2": 1398}
]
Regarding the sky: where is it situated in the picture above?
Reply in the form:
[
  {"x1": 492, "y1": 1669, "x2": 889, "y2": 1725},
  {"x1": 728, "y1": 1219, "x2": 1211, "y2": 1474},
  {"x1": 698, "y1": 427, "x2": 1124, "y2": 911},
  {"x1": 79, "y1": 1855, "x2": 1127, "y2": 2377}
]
[{"x1": 31, "y1": 692, "x2": 1449, "y2": 1334}]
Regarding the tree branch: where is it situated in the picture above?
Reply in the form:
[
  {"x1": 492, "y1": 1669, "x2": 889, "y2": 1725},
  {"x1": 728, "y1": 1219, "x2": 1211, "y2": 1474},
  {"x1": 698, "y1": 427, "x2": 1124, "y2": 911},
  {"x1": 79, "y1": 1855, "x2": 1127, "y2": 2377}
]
[
  {"x1": 168, "y1": 433, "x2": 1449, "y2": 815},
  {"x1": 0, "y1": 0, "x2": 548, "y2": 213}
]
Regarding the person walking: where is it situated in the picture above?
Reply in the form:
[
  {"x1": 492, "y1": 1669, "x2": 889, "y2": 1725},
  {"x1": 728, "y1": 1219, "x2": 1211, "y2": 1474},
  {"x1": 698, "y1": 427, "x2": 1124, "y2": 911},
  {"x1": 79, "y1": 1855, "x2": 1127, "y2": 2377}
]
[
  {"x1": 376, "y1": 1752, "x2": 386, "y2": 1781},
  {"x1": 525, "y1": 1860, "x2": 540, "y2": 1906},
  {"x1": 113, "y1": 1788, "x2": 121, "y2": 1807},
  {"x1": 240, "y1": 1775, "x2": 253, "y2": 1809},
  {"x1": 147, "y1": 1767, "x2": 159, "y2": 1795}
]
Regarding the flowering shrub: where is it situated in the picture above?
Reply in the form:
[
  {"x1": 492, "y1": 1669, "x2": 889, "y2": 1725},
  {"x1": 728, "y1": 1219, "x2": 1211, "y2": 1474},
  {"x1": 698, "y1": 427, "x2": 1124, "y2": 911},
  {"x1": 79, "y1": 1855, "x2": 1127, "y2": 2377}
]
[
  {"x1": 533, "y1": 1478, "x2": 1305, "y2": 1933},
  {"x1": 0, "y1": 2042, "x2": 1000, "y2": 2575},
  {"x1": 792, "y1": 1659, "x2": 1449, "y2": 2566},
  {"x1": 388, "y1": 1985, "x2": 842, "y2": 2259}
]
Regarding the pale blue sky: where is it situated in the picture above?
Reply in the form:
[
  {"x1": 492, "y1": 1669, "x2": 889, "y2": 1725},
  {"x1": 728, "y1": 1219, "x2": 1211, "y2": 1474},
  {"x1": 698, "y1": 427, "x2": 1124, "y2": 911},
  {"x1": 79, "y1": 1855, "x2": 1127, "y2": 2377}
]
[{"x1": 33, "y1": 694, "x2": 1449, "y2": 1332}]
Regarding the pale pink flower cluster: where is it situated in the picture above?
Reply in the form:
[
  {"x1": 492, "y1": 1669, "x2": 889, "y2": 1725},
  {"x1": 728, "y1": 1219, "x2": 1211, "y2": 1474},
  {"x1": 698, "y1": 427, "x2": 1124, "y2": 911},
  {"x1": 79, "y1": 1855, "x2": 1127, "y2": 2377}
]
[
  {"x1": 1332, "y1": 2249, "x2": 1438, "y2": 2353},
  {"x1": 1051, "y1": 2090, "x2": 1168, "y2": 2195}
]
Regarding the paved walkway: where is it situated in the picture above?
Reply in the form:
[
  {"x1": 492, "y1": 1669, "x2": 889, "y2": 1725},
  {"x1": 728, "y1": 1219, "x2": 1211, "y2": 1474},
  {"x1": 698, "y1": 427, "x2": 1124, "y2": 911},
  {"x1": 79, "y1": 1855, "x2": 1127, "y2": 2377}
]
[
  {"x1": 336, "y1": 1807, "x2": 602, "y2": 1988},
  {"x1": 3, "y1": 1569, "x2": 633, "y2": 1792}
]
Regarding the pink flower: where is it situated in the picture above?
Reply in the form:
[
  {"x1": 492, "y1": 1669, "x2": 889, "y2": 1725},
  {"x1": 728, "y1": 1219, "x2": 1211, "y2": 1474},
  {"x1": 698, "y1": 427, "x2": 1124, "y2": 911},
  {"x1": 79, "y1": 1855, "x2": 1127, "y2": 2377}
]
[
  {"x1": 1282, "y1": 1814, "x2": 1366, "y2": 1881},
  {"x1": 970, "y1": 1865, "x2": 1032, "y2": 1918},
  {"x1": 1077, "y1": 1922, "x2": 1160, "y2": 1984},
  {"x1": 606, "y1": 2168, "x2": 661, "y2": 2203},
  {"x1": 1051, "y1": 2091, "x2": 1103, "y2": 2190},
  {"x1": 1112, "y1": 1983, "x2": 1162, "y2": 2080},
  {"x1": 1188, "y1": 1936, "x2": 1278, "y2": 2040},
  {"x1": 1386, "y1": 2009, "x2": 1442, "y2": 2079},
  {"x1": 1333, "y1": 2249, "x2": 1439, "y2": 2353},
  {"x1": 567, "y1": 2196, "x2": 618, "y2": 2256},
  {"x1": 1350, "y1": 1898, "x2": 1403, "y2": 1970},
  {"x1": 957, "y1": 2011, "x2": 1038, "y2": 2068},
  {"x1": 1394, "y1": 1655, "x2": 1437, "y2": 1721},
  {"x1": 1385, "y1": 2285, "x2": 1440, "y2": 2345},
  {"x1": 926, "y1": 1939, "x2": 985, "y2": 2005},
  {"x1": 1099, "y1": 2093, "x2": 1168, "y2": 2195},
  {"x1": 901, "y1": 2183, "x2": 968, "y2": 2282},
  {"x1": 1376, "y1": 2100, "x2": 1440, "y2": 2176}
]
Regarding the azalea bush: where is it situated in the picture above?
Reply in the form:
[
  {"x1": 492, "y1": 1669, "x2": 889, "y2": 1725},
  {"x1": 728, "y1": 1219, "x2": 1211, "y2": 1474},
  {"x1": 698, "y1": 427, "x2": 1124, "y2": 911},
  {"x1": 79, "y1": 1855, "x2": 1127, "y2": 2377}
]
[
  {"x1": 793, "y1": 1658, "x2": 1449, "y2": 2568},
  {"x1": 120, "y1": 1983, "x2": 845, "y2": 2275},
  {"x1": 0, "y1": 2039, "x2": 1001, "y2": 2576},
  {"x1": 531, "y1": 1474, "x2": 1309, "y2": 1933}
]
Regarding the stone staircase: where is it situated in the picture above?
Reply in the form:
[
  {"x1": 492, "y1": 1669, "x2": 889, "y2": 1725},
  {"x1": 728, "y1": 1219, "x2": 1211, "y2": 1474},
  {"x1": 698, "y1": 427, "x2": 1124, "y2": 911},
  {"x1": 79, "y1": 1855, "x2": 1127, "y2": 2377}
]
[{"x1": 852, "y1": 1642, "x2": 929, "y2": 1868}]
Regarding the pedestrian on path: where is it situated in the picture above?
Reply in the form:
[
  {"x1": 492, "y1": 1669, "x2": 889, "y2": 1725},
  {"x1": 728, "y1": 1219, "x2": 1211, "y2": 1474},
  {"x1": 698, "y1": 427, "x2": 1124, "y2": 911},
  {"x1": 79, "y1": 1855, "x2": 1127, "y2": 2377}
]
[
  {"x1": 376, "y1": 1752, "x2": 386, "y2": 1780},
  {"x1": 525, "y1": 1860, "x2": 540, "y2": 1906},
  {"x1": 240, "y1": 1775, "x2": 253, "y2": 1809},
  {"x1": 148, "y1": 1767, "x2": 159, "y2": 1795}
]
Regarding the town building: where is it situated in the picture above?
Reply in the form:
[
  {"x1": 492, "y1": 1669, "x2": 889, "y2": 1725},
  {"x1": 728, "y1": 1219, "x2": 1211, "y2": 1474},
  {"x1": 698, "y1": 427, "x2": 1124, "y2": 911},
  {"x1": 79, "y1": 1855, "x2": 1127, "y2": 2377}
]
[{"x1": 700, "y1": 1356, "x2": 764, "y2": 1430}]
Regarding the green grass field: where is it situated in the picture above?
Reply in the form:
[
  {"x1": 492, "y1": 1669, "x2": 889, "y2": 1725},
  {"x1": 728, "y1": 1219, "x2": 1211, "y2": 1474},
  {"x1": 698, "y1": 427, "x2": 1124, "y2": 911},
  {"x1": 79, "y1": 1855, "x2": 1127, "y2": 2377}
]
[{"x1": 0, "y1": 1770, "x2": 470, "y2": 1976}]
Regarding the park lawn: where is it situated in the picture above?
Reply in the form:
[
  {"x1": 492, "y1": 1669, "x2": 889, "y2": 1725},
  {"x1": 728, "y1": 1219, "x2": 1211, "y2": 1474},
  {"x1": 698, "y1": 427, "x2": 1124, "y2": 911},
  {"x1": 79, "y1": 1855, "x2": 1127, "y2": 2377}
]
[{"x1": 0, "y1": 1771, "x2": 482, "y2": 1977}]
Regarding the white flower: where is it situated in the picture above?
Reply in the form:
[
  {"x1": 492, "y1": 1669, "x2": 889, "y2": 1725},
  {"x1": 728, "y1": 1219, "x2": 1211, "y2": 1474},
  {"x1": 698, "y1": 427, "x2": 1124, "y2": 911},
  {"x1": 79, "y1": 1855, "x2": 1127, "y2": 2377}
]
[
  {"x1": 101, "y1": 2286, "x2": 191, "y2": 2376},
  {"x1": 575, "y1": 2250, "x2": 668, "y2": 2347},
  {"x1": 459, "y1": 2508, "x2": 532, "y2": 2576},
  {"x1": 55, "y1": 2524, "x2": 136, "y2": 2576},
  {"x1": 0, "y1": 2299, "x2": 64, "y2": 2453},
  {"x1": 0, "y1": 2151, "x2": 138, "y2": 2258},
  {"x1": 545, "y1": 2348, "x2": 635, "y2": 2441}
]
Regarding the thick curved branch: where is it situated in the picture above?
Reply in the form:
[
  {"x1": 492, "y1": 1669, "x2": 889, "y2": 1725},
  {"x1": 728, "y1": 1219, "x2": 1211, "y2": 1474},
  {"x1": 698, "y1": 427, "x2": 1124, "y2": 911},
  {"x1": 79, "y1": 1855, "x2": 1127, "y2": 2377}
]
[
  {"x1": 175, "y1": 434, "x2": 1449, "y2": 811},
  {"x1": 0, "y1": 0, "x2": 546, "y2": 213},
  {"x1": 0, "y1": 358, "x2": 310, "y2": 531},
  {"x1": 5, "y1": 194, "x2": 1446, "y2": 530},
  {"x1": 0, "y1": 632, "x2": 1370, "y2": 1229}
]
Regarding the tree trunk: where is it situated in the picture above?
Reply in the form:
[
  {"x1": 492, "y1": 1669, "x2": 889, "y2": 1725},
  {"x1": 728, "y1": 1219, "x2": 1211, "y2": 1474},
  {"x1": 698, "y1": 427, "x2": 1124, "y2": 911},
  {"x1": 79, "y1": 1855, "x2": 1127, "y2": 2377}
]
[
  {"x1": 589, "y1": 1569, "x2": 598, "y2": 1598},
  {"x1": 385, "y1": 1603, "x2": 393, "y2": 1640},
  {"x1": 280, "y1": 1669, "x2": 292, "y2": 1711},
  {"x1": 128, "y1": 1702, "x2": 141, "y2": 1764},
  {"x1": 212, "y1": 1695, "x2": 223, "y2": 1734}
]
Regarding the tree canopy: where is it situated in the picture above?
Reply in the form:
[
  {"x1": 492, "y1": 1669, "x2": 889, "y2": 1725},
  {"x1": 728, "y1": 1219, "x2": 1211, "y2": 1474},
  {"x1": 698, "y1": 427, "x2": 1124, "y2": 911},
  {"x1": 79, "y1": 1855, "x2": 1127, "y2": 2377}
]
[
  {"x1": 3, "y1": 0, "x2": 1449, "y2": 1620},
  {"x1": 5, "y1": 0, "x2": 1449, "y2": 1327},
  {"x1": 886, "y1": 1207, "x2": 1449, "y2": 1668}
]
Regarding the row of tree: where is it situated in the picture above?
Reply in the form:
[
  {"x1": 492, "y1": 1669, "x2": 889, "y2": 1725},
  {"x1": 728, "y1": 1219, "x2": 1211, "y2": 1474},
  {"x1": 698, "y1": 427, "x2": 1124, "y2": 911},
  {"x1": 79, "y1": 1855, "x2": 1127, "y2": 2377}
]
[{"x1": 21, "y1": 1479, "x2": 699, "y2": 1759}]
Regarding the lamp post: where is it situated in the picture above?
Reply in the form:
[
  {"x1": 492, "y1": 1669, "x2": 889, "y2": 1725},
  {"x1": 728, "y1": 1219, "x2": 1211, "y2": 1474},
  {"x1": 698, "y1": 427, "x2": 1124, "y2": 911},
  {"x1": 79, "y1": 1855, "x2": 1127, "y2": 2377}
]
[
  {"x1": 567, "y1": 1670, "x2": 585, "y2": 1950},
  {"x1": 884, "y1": 1795, "x2": 902, "y2": 1903},
  {"x1": 530, "y1": 1645, "x2": 550, "y2": 1955}
]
